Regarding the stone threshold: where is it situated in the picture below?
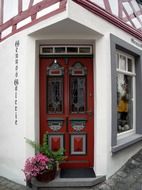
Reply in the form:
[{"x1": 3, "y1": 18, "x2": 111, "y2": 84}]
[{"x1": 31, "y1": 173, "x2": 106, "y2": 190}]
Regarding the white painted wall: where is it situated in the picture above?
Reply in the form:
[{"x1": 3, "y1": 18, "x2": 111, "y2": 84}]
[
  {"x1": 94, "y1": 34, "x2": 111, "y2": 176},
  {"x1": 3, "y1": 0, "x2": 43, "y2": 22},
  {"x1": 3, "y1": 0, "x2": 18, "y2": 22},
  {"x1": 0, "y1": 33, "x2": 26, "y2": 184},
  {"x1": 0, "y1": 0, "x2": 142, "y2": 184},
  {"x1": 2, "y1": 0, "x2": 60, "y2": 23},
  {"x1": 22, "y1": 0, "x2": 31, "y2": 11},
  {"x1": 0, "y1": 31, "x2": 40, "y2": 184}
]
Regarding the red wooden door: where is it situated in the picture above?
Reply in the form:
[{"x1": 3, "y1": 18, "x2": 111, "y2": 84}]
[{"x1": 40, "y1": 57, "x2": 94, "y2": 168}]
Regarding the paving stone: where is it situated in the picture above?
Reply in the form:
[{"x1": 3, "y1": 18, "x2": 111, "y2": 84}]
[
  {"x1": 126, "y1": 161, "x2": 138, "y2": 170},
  {"x1": 123, "y1": 167, "x2": 131, "y2": 174},
  {"x1": 5, "y1": 182, "x2": 16, "y2": 188},
  {"x1": 92, "y1": 186, "x2": 99, "y2": 190},
  {"x1": 129, "y1": 183, "x2": 142, "y2": 190},
  {"x1": 0, "y1": 178, "x2": 6, "y2": 183},
  {"x1": 112, "y1": 183, "x2": 127, "y2": 190},
  {"x1": 105, "y1": 179, "x2": 116, "y2": 187},
  {"x1": 133, "y1": 153, "x2": 142, "y2": 162},
  {"x1": 125, "y1": 174, "x2": 137, "y2": 185},
  {"x1": 0, "y1": 187, "x2": 7, "y2": 190},
  {"x1": 14, "y1": 184, "x2": 25, "y2": 190},
  {"x1": 116, "y1": 171, "x2": 128, "y2": 178},
  {"x1": 105, "y1": 175, "x2": 123, "y2": 188},
  {"x1": 132, "y1": 169, "x2": 142, "y2": 179},
  {"x1": 112, "y1": 175, "x2": 123, "y2": 183},
  {"x1": 138, "y1": 150, "x2": 142, "y2": 155},
  {"x1": 9, "y1": 183, "x2": 18, "y2": 188},
  {"x1": 0, "y1": 176, "x2": 26, "y2": 190},
  {"x1": 137, "y1": 177, "x2": 142, "y2": 184},
  {"x1": 98, "y1": 183, "x2": 112, "y2": 190},
  {"x1": 131, "y1": 159, "x2": 141, "y2": 166}
]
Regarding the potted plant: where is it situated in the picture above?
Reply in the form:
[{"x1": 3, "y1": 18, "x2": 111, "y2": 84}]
[
  {"x1": 23, "y1": 153, "x2": 56, "y2": 184},
  {"x1": 23, "y1": 133, "x2": 66, "y2": 185}
]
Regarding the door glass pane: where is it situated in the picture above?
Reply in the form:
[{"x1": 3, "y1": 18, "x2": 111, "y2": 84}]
[
  {"x1": 47, "y1": 77, "x2": 63, "y2": 114},
  {"x1": 42, "y1": 47, "x2": 53, "y2": 53},
  {"x1": 67, "y1": 47, "x2": 78, "y2": 53},
  {"x1": 79, "y1": 47, "x2": 91, "y2": 54},
  {"x1": 117, "y1": 73, "x2": 133, "y2": 133},
  {"x1": 55, "y1": 47, "x2": 65, "y2": 54},
  {"x1": 70, "y1": 77, "x2": 86, "y2": 113}
]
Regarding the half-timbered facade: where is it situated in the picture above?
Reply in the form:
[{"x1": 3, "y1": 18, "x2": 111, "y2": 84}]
[{"x1": 0, "y1": 0, "x2": 142, "y2": 185}]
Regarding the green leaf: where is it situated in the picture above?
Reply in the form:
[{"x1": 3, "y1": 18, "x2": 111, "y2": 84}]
[{"x1": 25, "y1": 133, "x2": 67, "y2": 163}]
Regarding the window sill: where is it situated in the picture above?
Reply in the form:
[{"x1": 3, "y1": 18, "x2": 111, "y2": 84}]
[{"x1": 112, "y1": 134, "x2": 142, "y2": 153}]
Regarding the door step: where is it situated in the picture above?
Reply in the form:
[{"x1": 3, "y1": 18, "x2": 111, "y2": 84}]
[{"x1": 31, "y1": 173, "x2": 106, "y2": 190}]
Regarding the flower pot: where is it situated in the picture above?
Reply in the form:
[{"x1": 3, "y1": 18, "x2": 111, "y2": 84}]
[{"x1": 36, "y1": 168, "x2": 57, "y2": 182}]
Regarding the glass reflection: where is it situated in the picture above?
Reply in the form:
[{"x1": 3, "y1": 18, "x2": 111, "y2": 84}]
[{"x1": 117, "y1": 73, "x2": 133, "y2": 133}]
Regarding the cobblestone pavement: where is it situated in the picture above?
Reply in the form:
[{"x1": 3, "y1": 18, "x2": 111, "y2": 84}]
[
  {"x1": 93, "y1": 149, "x2": 142, "y2": 190},
  {"x1": 1, "y1": 149, "x2": 142, "y2": 190},
  {"x1": 0, "y1": 176, "x2": 26, "y2": 190}
]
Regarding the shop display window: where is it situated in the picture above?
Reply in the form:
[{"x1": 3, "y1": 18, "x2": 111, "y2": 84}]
[{"x1": 116, "y1": 51, "x2": 136, "y2": 135}]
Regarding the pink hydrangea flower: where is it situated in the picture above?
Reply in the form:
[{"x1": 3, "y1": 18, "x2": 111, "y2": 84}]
[{"x1": 22, "y1": 153, "x2": 55, "y2": 180}]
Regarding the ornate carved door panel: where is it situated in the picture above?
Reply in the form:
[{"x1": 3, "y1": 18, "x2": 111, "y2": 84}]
[{"x1": 40, "y1": 57, "x2": 94, "y2": 168}]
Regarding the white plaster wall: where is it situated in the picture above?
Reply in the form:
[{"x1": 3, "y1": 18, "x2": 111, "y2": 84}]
[
  {"x1": 94, "y1": 34, "x2": 111, "y2": 176},
  {"x1": 0, "y1": 30, "x2": 39, "y2": 184},
  {"x1": 0, "y1": 33, "x2": 26, "y2": 184},
  {"x1": 3, "y1": 0, "x2": 43, "y2": 22},
  {"x1": 3, "y1": 0, "x2": 18, "y2": 22}
]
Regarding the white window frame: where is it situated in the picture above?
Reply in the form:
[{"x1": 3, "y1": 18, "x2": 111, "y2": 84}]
[{"x1": 116, "y1": 50, "x2": 136, "y2": 140}]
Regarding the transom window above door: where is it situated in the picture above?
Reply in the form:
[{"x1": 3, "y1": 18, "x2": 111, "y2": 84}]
[{"x1": 40, "y1": 45, "x2": 93, "y2": 55}]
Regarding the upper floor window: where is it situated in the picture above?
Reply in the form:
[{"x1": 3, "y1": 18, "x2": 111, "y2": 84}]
[{"x1": 116, "y1": 51, "x2": 136, "y2": 136}]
